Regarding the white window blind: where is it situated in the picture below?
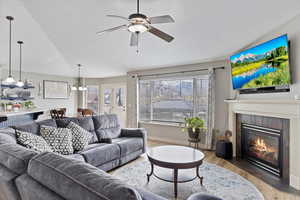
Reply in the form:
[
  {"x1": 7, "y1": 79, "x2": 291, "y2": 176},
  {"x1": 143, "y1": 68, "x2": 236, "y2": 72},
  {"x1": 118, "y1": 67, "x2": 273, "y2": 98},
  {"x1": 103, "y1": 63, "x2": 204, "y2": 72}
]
[{"x1": 138, "y1": 73, "x2": 209, "y2": 124}]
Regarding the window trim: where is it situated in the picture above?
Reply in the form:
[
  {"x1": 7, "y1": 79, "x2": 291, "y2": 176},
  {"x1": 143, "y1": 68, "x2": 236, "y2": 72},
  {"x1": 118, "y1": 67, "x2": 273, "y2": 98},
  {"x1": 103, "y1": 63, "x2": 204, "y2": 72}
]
[{"x1": 139, "y1": 120, "x2": 182, "y2": 127}]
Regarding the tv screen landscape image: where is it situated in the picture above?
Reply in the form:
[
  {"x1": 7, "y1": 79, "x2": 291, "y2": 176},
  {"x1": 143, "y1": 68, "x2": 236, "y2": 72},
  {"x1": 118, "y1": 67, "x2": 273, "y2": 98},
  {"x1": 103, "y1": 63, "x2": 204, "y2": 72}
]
[{"x1": 230, "y1": 34, "x2": 290, "y2": 90}]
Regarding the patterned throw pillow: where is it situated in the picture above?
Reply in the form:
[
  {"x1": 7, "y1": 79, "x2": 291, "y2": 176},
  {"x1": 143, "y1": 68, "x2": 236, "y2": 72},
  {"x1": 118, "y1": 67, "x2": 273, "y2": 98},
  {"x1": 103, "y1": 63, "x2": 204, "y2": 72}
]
[
  {"x1": 40, "y1": 125, "x2": 74, "y2": 155},
  {"x1": 67, "y1": 121, "x2": 92, "y2": 151},
  {"x1": 16, "y1": 130, "x2": 53, "y2": 153}
]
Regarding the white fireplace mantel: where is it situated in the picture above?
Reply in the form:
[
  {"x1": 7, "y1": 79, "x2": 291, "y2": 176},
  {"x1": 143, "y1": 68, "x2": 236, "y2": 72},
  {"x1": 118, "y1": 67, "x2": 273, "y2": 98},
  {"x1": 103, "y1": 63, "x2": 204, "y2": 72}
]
[{"x1": 225, "y1": 99, "x2": 300, "y2": 190}]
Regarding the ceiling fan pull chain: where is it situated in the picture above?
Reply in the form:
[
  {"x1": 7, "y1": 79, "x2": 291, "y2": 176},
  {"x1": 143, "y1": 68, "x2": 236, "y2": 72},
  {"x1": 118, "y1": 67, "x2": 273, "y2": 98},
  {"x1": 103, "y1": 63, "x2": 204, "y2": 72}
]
[{"x1": 136, "y1": 32, "x2": 139, "y2": 54}]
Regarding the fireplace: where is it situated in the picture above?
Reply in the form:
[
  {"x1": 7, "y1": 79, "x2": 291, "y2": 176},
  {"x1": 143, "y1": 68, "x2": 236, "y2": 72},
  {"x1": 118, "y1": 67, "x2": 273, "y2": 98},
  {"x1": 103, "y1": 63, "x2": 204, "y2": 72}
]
[
  {"x1": 242, "y1": 123, "x2": 282, "y2": 177},
  {"x1": 236, "y1": 114, "x2": 289, "y2": 185}
]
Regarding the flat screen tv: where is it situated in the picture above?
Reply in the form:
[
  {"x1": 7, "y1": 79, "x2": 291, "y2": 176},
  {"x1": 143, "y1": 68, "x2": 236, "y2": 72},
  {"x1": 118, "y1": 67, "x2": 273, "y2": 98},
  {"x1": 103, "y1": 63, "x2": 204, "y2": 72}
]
[{"x1": 230, "y1": 34, "x2": 291, "y2": 90}]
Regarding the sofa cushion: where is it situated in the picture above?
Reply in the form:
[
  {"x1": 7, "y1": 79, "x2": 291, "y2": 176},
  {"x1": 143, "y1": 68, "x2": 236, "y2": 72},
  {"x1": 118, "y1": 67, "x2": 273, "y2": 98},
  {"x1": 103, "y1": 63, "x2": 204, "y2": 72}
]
[
  {"x1": 96, "y1": 127, "x2": 121, "y2": 140},
  {"x1": 27, "y1": 152, "x2": 142, "y2": 200},
  {"x1": 16, "y1": 130, "x2": 53, "y2": 153},
  {"x1": 56, "y1": 117, "x2": 98, "y2": 144},
  {"x1": 63, "y1": 154, "x2": 86, "y2": 162},
  {"x1": 112, "y1": 137, "x2": 143, "y2": 156},
  {"x1": 37, "y1": 119, "x2": 57, "y2": 128},
  {"x1": 55, "y1": 117, "x2": 79, "y2": 128},
  {"x1": 40, "y1": 126, "x2": 73, "y2": 155},
  {"x1": 80, "y1": 143, "x2": 120, "y2": 167},
  {"x1": 67, "y1": 122, "x2": 92, "y2": 151},
  {"x1": 0, "y1": 128, "x2": 17, "y2": 145},
  {"x1": 78, "y1": 116, "x2": 98, "y2": 143},
  {"x1": 80, "y1": 143, "x2": 102, "y2": 152},
  {"x1": 93, "y1": 114, "x2": 121, "y2": 139},
  {"x1": 0, "y1": 143, "x2": 38, "y2": 174},
  {"x1": 12, "y1": 122, "x2": 39, "y2": 135}
]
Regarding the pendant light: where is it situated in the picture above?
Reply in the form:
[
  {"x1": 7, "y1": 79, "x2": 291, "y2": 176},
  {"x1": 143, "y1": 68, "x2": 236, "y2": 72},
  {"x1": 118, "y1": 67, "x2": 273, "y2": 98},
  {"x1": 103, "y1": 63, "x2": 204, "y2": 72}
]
[
  {"x1": 72, "y1": 64, "x2": 87, "y2": 91},
  {"x1": 16, "y1": 41, "x2": 24, "y2": 87},
  {"x1": 3, "y1": 16, "x2": 16, "y2": 85}
]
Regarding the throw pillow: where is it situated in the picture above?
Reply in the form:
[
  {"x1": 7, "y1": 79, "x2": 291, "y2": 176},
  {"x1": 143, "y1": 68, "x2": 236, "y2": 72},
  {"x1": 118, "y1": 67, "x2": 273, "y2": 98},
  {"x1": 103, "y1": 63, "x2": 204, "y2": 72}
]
[
  {"x1": 67, "y1": 121, "x2": 92, "y2": 151},
  {"x1": 16, "y1": 130, "x2": 53, "y2": 153},
  {"x1": 40, "y1": 125, "x2": 73, "y2": 155}
]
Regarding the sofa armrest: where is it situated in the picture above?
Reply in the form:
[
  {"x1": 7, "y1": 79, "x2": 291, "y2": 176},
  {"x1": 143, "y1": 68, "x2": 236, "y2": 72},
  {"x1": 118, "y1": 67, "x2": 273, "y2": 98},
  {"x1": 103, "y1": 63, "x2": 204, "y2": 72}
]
[
  {"x1": 121, "y1": 128, "x2": 147, "y2": 153},
  {"x1": 28, "y1": 152, "x2": 142, "y2": 200},
  {"x1": 121, "y1": 128, "x2": 146, "y2": 138},
  {"x1": 135, "y1": 188, "x2": 167, "y2": 200},
  {"x1": 0, "y1": 133, "x2": 16, "y2": 145}
]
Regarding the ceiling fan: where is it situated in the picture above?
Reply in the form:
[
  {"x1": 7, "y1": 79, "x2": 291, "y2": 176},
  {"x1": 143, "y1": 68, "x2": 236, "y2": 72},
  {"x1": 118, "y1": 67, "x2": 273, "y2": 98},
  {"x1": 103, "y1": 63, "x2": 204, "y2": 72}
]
[{"x1": 96, "y1": 0, "x2": 175, "y2": 47}]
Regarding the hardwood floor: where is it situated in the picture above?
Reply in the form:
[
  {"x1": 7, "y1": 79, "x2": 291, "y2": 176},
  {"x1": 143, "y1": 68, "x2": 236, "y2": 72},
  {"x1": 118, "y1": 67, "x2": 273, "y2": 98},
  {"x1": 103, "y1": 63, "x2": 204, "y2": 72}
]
[{"x1": 145, "y1": 140, "x2": 300, "y2": 200}]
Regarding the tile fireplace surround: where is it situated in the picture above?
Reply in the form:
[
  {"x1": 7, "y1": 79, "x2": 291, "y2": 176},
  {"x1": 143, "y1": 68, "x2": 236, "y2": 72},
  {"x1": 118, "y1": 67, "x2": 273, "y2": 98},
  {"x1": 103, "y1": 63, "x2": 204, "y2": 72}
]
[{"x1": 225, "y1": 99, "x2": 300, "y2": 190}]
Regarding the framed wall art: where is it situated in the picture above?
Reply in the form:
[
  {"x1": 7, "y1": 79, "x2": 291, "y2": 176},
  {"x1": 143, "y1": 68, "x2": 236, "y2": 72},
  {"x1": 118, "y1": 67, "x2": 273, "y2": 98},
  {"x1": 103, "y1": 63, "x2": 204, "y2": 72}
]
[{"x1": 43, "y1": 80, "x2": 69, "y2": 99}]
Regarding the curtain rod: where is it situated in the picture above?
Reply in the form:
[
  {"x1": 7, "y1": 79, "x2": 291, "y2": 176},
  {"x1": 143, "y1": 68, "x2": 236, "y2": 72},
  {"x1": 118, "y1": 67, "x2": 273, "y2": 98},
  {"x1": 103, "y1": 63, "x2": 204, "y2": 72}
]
[{"x1": 137, "y1": 66, "x2": 225, "y2": 78}]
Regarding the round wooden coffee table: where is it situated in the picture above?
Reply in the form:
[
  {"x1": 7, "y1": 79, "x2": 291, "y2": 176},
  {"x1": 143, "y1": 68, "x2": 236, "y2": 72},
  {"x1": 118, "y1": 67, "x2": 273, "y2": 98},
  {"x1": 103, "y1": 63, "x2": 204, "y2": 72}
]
[{"x1": 147, "y1": 145, "x2": 205, "y2": 198}]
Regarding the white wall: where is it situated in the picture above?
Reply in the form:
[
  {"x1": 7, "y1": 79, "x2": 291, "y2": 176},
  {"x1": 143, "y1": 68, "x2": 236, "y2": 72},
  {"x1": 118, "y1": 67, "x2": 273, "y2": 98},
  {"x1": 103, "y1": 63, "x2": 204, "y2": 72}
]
[{"x1": 1, "y1": 68, "x2": 78, "y2": 119}]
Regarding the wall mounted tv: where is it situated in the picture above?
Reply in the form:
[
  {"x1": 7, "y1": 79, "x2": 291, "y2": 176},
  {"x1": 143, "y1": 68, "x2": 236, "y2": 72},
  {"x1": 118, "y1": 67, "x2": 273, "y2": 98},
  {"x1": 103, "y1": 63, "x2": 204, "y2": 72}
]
[{"x1": 230, "y1": 34, "x2": 291, "y2": 92}]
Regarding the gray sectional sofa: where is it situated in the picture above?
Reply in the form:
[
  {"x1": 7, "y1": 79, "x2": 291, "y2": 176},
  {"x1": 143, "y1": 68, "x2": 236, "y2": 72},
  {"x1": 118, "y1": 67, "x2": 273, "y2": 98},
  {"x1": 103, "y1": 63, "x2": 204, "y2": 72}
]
[
  {"x1": 0, "y1": 114, "x2": 166, "y2": 200},
  {"x1": 0, "y1": 114, "x2": 222, "y2": 200}
]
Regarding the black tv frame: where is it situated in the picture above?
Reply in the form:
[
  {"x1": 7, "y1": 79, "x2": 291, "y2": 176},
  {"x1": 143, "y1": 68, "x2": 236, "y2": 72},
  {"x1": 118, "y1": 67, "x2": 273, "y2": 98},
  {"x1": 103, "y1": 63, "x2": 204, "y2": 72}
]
[{"x1": 234, "y1": 37, "x2": 292, "y2": 95}]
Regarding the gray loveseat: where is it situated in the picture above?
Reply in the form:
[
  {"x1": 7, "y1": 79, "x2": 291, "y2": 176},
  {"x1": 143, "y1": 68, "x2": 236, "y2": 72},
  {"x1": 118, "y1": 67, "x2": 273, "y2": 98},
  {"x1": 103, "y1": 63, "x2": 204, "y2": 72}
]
[{"x1": 0, "y1": 114, "x2": 167, "y2": 200}]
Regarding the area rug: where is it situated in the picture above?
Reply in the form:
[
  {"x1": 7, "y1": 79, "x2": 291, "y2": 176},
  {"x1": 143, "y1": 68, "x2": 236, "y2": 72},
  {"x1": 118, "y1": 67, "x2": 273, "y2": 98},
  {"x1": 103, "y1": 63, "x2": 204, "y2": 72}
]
[{"x1": 113, "y1": 159, "x2": 264, "y2": 200}]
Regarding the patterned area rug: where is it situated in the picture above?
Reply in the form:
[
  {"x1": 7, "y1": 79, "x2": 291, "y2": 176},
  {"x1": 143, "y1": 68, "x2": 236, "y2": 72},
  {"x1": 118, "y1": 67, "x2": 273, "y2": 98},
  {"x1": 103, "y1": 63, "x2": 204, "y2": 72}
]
[{"x1": 113, "y1": 159, "x2": 264, "y2": 200}]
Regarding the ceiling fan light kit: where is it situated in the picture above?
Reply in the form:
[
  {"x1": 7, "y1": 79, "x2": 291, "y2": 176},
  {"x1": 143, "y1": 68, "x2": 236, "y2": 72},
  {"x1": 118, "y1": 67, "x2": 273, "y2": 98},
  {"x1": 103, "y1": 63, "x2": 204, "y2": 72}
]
[
  {"x1": 3, "y1": 16, "x2": 16, "y2": 85},
  {"x1": 16, "y1": 41, "x2": 24, "y2": 87},
  {"x1": 97, "y1": 0, "x2": 175, "y2": 49},
  {"x1": 128, "y1": 24, "x2": 148, "y2": 33},
  {"x1": 72, "y1": 64, "x2": 87, "y2": 91}
]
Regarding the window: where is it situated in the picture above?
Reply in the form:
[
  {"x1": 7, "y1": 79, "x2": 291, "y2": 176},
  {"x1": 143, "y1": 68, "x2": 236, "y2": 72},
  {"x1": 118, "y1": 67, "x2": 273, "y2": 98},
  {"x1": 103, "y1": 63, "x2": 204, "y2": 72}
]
[
  {"x1": 86, "y1": 86, "x2": 99, "y2": 112},
  {"x1": 139, "y1": 75, "x2": 209, "y2": 123}
]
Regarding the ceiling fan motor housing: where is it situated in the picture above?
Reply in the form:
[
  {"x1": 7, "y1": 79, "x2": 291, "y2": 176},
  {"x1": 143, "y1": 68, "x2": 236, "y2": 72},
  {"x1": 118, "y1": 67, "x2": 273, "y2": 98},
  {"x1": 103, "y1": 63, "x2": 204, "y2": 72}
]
[{"x1": 129, "y1": 13, "x2": 148, "y2": 20}]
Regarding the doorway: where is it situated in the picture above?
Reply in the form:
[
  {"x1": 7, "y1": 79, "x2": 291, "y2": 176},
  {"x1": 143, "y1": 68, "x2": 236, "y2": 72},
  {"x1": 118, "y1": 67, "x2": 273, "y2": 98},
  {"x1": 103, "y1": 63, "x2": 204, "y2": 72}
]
[{"x1": 100, "y1": 83, "x2": 127, "y2": 127}]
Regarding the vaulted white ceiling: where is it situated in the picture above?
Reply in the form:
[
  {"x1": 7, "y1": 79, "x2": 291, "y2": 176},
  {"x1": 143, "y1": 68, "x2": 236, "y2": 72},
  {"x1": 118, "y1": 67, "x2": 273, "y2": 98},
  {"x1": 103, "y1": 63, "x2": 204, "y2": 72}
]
[{"x1": 0, "y1": 0, "x2": 300, "y2": 77}]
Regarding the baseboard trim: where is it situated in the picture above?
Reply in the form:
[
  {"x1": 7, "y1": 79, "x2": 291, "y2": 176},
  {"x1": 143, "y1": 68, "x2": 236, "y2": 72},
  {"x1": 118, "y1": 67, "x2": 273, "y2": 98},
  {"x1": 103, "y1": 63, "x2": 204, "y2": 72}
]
[
  {"x1": 148, "y1": 136, "x2": 187, "y2": 146},
  {"x1": 290, "y1": 174, "x2": 300, "y2": 190},
  {"x1": 147, "y1": 137, "x2": 211, "y2": 151}
]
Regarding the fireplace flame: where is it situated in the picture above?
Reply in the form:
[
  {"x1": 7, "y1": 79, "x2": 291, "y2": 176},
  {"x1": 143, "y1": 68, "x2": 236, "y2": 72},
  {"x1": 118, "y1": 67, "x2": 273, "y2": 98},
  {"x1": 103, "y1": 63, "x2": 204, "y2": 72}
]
[{"x1": 254, "y1": 138, "x2": 268, "y2": 152}]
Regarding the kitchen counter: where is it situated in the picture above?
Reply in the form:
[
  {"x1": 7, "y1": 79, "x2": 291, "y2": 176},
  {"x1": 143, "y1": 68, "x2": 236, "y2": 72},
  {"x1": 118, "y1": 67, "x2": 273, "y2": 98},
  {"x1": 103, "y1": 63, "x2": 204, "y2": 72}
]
[
  {"x1": 0, "y1": 108, "x2": 47, "y2": 118},
  {"x1": 0, "y1": 108, "x2": 48, "y2": 127}
]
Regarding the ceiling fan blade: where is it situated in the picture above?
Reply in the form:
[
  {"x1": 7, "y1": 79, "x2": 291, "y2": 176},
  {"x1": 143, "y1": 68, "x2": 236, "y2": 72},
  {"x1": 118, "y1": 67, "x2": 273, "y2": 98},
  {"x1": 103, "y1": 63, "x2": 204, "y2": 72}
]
[
  {"x1": 107, "y1": 15, "x2": 129, "y2": 21},
  {"x1": 96, "y1": 24, "x2": 127, "y2": 35},
  {"x1": 130, "y1": 33, "x2": 138, "y2": 46},
  {"x1": 148, "y1": 15, "x2": 175, "y2": 24},
  {"x1": 148, "y1": 26, "x2": 174, "y2": 42}
]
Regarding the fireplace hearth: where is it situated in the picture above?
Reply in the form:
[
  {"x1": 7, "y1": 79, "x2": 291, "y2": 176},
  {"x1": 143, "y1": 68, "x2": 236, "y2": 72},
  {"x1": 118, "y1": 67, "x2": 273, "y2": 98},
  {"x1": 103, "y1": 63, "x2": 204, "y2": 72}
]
[{"x1": 242, "y1": 124, "x2": 282, "y2": 177}]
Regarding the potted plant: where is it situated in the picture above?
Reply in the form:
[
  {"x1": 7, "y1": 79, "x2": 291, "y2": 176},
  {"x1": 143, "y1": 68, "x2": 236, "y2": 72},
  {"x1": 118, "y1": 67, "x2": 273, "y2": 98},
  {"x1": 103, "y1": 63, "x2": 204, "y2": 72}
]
[
  {"x1": 181, "y1": 117, "x2": 206, "y2": 139},
  {"x1": 24, "y1": 101, "x2": 35, "y2": 109}
]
